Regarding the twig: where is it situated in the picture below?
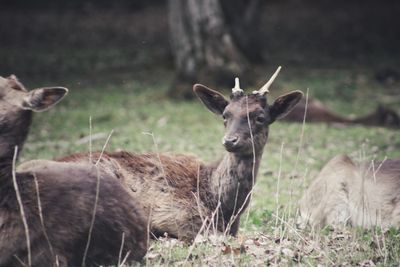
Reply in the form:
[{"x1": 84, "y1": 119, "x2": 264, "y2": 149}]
[
  {"x1": 33, "y1": 173, "x2": 55, "y2": 261},
  {"x1": 244, "y1": 95, "x2": 257, "y2": 226},
  {"x1": 118, "y1": 232, "x2": 125, "y2": 267},
  {"x1": 274, "y1": 142, "x2": 284, "y2": 237},
  {"x1": 95, "y1": 129, "x2": 114, "y2": 166},
  {"x1": 12, "y1": 146, "x2": 31, "y2": 267},
  {"x1": 272, "y1": 213, "x2": 335, "y2": 265},
  {"x1": 81, "y1": 166, "x2": 101, "y2": 267},
  {"x1": 294, "y1": 88, "x2": 309, "y2": 170},
  {"x1": 13, "y1": 255, "x2": 28, "y2": 267},
  {"x1": 195, "y1": 163, "x2": 205, "y2": 222},
  {"x1": 183, "y1": 202, "x2": 221, "y2": 264},
  {"x1": 142, "y1": 132, "x2": 169, "y2": 187},
  {"x1": 223, "y1": 182, "x2": 240, "y2": 236},
  {"x1": 89, "y1": 116, "x2": 92, "y2": 162},
  {"x1": 289, "y1": 88, "x2": 309, "y2": 218},
  {"x1": 223, "y1": 97, "x2": 259, "y2": 235},
  {"x1": 76, "y1": 132, "x2": 108, "y2": 146},
  {"x1": 145, "y1": 202, "x2": 154, "y2": 267},
  {"x1": 222, "y1": 184, "x2": 256, "y2": 237},
  {"x1": 119, "y1": 251, "x2": 131, "y2": 267}
]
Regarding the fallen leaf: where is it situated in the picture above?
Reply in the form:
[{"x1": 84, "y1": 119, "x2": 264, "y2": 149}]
[{"x1": 221, "y1": 243, "x2": 232, "y2": 255}]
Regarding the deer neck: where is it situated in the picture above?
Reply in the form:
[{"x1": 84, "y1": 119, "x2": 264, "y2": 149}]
[
  {"x1": 0, "y1": 111, "x2": 32, "y2": 186},
  {"x1": 0, "y1": 154, "x2": 13, "y2": 187},
  {"x1": 209, "y1": 149, "x2": 263, "y2": 220}
]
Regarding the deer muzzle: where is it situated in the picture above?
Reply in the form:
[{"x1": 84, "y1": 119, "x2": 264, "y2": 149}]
[{"x1": 222, "y1": 135, "x2": 239, "y2": 151}]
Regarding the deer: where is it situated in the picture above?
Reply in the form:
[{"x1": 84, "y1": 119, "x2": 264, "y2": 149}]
[
  {"x1": 0, "y1": 75, "x2": 148, "y2": 267},
  {"x1": 298, "y1": 154, "x2": 400, "y2": 228},
  {"x1": 58, "y1": 67, "x2": 304, "y2": 240},
  {"x1": 283, "y1": 97, "x2": 400, "y2": 129}
]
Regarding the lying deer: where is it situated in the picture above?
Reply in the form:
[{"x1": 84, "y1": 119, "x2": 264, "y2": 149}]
[
  {"x1": 283, "y1": 97, "x2": 400, "y2": 128},
  {"x1": 298, "y1": 154, "x2": 400, "y2": 228},
  {"x1": 59, "y1": 67, "x2": 303, "y2": 240},
  {"x1": 0, "y1": 76, "x2": 147, "y2": 266}
]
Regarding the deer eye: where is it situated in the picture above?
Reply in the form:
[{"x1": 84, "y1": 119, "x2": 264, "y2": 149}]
[
  {"x1": 222, "y1": 113, "x2": 230, "y2": 125},
  {"x1": 256, "y1": 115, "x2": 266, "y2": 124},
  {"x1": 222, "y1": 115, "x2": 227, "y2": 126}
]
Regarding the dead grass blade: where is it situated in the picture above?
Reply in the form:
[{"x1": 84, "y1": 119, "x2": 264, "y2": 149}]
[
  {"x1": 95, "y1": 129, "x2": 114, "y2": 166},
  {"x1": 81, "y1": 166, "x2": 101, "y2": 267},
  {"x1": 12, "y1": 146, "x2": 31, "y2": 267},
  {"x1": 33, "y1": 173, "x2": 55, "y2": 261}
]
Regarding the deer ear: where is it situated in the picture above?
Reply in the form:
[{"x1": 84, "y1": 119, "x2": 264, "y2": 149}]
[
  {"x1": 22, "y1": 87, "x2": 68, "y2": 112},
  {"x1": 7, "y1": 75, "x2": 27, "y2": 91},
  {"x1": 193, "y1": 84, "x2": 229, "y2": 115},
  {"x1": 270, "y1": 90, "x2": 303, "y2": 123}
]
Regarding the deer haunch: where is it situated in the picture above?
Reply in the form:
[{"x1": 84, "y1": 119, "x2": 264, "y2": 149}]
[
  {"x1": 298, "y1": 155, "x2": 400, "y2": 228},
  {"x1": 59, "y1": 68, "x2": 304, "y2": 240},
  {"x1": 3, "y1": 161, "x2": 148, "y2": 267},
  {"x1": 0, "y1": 75, "x2": 148, "y2": 266}
]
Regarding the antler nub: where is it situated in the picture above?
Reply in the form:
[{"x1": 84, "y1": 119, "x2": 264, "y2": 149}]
[
  {"x1": 255, "y1": 66, "x2": 282, "y2": 95},
  {"x1": 232, "y1": 77, "x2": 244, "y2": 95}
]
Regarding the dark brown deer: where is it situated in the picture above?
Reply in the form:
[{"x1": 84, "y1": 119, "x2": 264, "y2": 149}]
[
  {"x1": 298, "y1": 155, "x2": 400, "y2": 228},
  {"x1": 59, "y1": 67, "x2": 303, "y2": 240},
  {"x1": 0, "y1": 76, "x2": 148, "y2": 267},
  {"x1": 283, "y1": 97, "x2": 400, "y2": 128}
]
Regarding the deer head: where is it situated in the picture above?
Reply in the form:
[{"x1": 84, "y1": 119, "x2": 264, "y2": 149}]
[
  {"x1": 373, "y1": 105, "x2": 400, "y2": 128},
  {"x1": 0, "y1": 75, "x2": 68, "y2": 157},
  {"x1": 194, "y1": 67, "x2": 303, "y2": 156}
]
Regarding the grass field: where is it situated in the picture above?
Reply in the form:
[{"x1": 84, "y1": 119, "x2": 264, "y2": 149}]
[{"x1": 19, "y1": 68, "x2": 400, "y2": 266}]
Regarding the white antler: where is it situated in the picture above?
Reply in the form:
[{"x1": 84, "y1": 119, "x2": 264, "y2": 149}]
[
  {"x1": 254, "y1": 66, "x2": 281, "y2": 95},
  {"x1": 232, "y1": 77, "x2": 244, "y2": 95}
]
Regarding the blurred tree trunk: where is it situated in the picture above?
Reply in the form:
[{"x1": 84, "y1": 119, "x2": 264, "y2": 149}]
[
  {"x1": 220, "y1": 0, "x2": 263, "y2": 63},
  {"x1": 168, "y1": 0, "x2": 250, "y2": 98}
]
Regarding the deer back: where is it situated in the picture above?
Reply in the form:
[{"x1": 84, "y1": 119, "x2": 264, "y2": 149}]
[{"x1": 299, "y1": 155, "x2": 400, "y2": 228}]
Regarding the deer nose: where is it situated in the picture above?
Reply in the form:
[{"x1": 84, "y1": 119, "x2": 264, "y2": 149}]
[{"x1": 223, "y1": 135, "x2": 239, "y2": 149}]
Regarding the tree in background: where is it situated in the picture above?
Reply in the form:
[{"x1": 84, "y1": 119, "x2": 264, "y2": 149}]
[
  {"x1": 168, "y1": 0, "x2": 262, "y2": 98},
  {"x1": 220, "y1": 0, "x2": 263, "y2": 63}
]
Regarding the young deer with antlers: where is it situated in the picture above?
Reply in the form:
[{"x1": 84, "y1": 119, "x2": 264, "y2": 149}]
[
  {"x1": 0, "y1": 76, "x2": 147, "y2": 267},
  {"x1": 298, "y1": 155, "x2": 400, "y2": 228},
  {"x1": 60, "y1": 67, "x2": 303, "y2": 240}
]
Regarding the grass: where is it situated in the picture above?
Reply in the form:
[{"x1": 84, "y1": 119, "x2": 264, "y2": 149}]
[{"x1": 19, "y1": 68, "x2": 400, "y2": 266}]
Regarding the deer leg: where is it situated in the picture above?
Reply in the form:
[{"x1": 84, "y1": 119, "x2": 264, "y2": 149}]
[
  {"x1": 229, "y1": 215, "x2": 241, "y2": 236},
  {"x1": 10, "y1": 245, "x2": 67, "y2": 267},
  {"x1": 150, "y1": 198, "x2": 206, "y2": 241}
]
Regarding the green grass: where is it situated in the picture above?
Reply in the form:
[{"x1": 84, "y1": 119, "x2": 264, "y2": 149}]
[{"x1": 19, "y1": 68, "x2": 400, "y2": 266}]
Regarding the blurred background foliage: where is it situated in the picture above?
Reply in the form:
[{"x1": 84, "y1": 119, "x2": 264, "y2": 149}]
[{"x1": 0, "y1": 0, "x2": 399, "y2": 95}]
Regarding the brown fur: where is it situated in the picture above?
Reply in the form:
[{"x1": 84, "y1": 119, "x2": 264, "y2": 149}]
[
  {"x1": 59, "y1": 84, "x2": 303, "y2": 240},
  {"x1": 59, "y1": 151, "x2": 211, "y2": 239},
  {"x1": 283, "y1": 97, "x2": 400, "y2": 128},
  {"x1": 0, "y1": 76, "x2": 148, "y2": 266},
  {"x1": 299, "y1": 155, "x2": 400, "y2": 228}
]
